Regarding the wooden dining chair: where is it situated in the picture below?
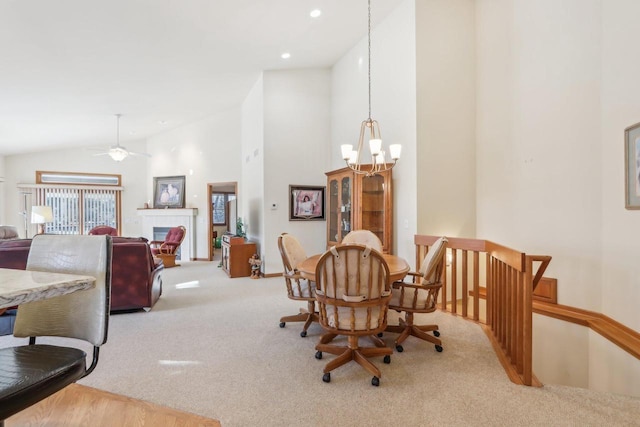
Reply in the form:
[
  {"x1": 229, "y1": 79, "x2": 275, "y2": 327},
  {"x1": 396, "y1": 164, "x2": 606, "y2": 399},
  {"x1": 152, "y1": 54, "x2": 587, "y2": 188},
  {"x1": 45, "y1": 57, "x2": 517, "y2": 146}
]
[
  {"x1": 314, "y1": 244, "x2": 393, "y2": 386},
  {"x1": 0, "y1": 234, "x2": 112, "y2": 425},
  {"x1": 277, "y1": 233, "x2": 318, "y2": 337},
  {"x1": 386, "y1": 236, "x2": 448, "y2": 353}
]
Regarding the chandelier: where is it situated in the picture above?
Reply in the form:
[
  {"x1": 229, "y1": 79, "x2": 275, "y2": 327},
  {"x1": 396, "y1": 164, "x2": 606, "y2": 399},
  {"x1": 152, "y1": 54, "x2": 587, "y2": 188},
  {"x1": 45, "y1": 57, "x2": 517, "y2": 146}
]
[{"x1": 340, "y1": 0, "x2": 401, "y2": 176}]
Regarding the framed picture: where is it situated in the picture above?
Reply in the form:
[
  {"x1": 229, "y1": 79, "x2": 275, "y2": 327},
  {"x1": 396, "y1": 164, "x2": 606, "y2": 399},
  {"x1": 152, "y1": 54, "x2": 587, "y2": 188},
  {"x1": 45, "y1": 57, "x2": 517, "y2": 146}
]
[
  {"x1": 625, "y1": 122, "x2": 640, "y2": 209},
  {"x1": 289, "y1": 185, "x2": 325, "y2": 221},
  {"x1": 153, "y1": 175, "x2": 186, "y2": 208}
]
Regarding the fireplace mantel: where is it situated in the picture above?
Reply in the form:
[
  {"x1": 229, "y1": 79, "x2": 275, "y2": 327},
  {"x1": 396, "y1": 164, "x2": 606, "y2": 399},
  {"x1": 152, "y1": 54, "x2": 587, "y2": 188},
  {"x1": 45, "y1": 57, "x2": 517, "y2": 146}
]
[
  {"x1": 137, "y1": 208, "x2": 198, "y2": 261},
  {"x1": 136, "y1": 208, "x2": 198, "y2": 217}
]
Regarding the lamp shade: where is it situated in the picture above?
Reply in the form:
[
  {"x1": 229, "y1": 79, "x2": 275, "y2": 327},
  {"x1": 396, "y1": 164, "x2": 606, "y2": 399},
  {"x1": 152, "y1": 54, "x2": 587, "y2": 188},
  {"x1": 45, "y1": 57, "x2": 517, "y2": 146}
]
[{"x1": 31, "y1": 206, "x2": 53, "y2": 224}]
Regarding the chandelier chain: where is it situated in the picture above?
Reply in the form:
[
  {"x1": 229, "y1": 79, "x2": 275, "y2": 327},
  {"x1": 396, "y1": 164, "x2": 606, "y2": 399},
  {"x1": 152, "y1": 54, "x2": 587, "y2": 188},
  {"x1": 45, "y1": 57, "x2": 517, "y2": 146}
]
[
  {"x1": 368, "y1": 0, "x2": 372, "y2": 120},
  {"x1": 116, "y1": 114, "x2": 120, "y2": 145},
  {"x1": 340, "y1": 0, "x2": 400, "y2": 176}
]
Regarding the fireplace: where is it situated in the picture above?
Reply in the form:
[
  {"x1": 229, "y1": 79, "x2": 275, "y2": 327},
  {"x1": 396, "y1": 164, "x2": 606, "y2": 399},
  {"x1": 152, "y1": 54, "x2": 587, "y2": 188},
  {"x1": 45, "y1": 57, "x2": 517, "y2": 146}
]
[{"x1": 137, "y1": 208, "x2": 198, "y2": 261}]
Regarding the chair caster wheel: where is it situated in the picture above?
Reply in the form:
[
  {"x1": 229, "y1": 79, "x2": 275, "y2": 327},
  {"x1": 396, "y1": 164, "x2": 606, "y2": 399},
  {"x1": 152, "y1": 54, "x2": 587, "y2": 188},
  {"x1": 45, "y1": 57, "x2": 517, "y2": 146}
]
[
  {"x1": 395, "y1": 344, "x2": 403, "y2": 353},
  {"x1": 433, "y1": 330, "x2": 440, "y2": 337},
  {"x1": 315, "y1": 351, "x2": 323, "y2": 360},
  {"x1": 323, "y1": 373, "x2": 331, "y2": 383},
  {"x1": 300, "y1": 330, "x2": 307, "y2": 337},
  {"x1": 371, "y1": 376, "x2": 380, "y2": 386},
  {"x1": 383, "y1": 355, "x2": 391, "y2": 364},
  {"x1": 435, "y1": 345, "x2": 443, "y2": 352},
  {"x1": 377, "y1": 332, "x2": 383, "y2": 337},
  {"x1": 279, "y1": 322, "x2": 285, "y2": 328}
]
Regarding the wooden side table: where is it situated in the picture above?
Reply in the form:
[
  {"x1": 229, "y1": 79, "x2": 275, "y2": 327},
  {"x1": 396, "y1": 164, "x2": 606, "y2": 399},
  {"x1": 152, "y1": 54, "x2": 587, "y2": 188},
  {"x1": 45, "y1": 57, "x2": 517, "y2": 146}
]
[{"x1": 221, "y1": 236, "x2": 257, "y2": 278}]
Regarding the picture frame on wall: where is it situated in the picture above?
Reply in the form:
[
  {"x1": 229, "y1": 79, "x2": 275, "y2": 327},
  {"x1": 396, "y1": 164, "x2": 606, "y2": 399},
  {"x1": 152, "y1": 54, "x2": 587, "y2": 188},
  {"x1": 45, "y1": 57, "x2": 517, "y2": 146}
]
[
  {"x1": 153, "y1": 175, "x2": 186, "y2": 208},
  {"x1": 625, "y1": 122, "x2": 640, "y2": 209},
  {"x1": 289, "y1": 185, "x2": 325, "y2": 221}
]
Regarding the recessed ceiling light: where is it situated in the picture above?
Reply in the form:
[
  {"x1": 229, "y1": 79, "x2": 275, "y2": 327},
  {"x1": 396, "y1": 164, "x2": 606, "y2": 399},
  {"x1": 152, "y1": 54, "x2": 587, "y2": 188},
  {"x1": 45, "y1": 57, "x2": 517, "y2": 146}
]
[
  {"x1": 281, "y1": 52, "x2": 291, "y2": 59},
  {"x1": 310, "y1": 9, "x2": 321, "y2": 18}
]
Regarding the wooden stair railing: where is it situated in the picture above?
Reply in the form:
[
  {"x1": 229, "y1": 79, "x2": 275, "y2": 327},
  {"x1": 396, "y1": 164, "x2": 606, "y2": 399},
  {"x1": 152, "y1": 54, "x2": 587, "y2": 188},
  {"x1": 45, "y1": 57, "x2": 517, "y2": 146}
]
[{"x1": 414, "y1": 235, "x2": 551, "y2": 386}]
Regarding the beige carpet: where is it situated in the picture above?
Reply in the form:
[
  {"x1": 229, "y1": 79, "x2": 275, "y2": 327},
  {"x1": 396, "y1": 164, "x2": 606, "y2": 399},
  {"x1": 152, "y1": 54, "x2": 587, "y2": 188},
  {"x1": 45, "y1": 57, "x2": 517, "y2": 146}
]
[{"x1": 2, "y1": 261, "x2": 639, "y2": 426}]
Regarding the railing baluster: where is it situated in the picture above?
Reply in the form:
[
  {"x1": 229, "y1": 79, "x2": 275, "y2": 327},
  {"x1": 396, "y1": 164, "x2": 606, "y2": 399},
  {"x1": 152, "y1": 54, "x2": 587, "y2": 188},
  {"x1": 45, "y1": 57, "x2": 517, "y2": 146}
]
[{"x1": 415, "y1": 235, "x2": 543, "y2": 387}]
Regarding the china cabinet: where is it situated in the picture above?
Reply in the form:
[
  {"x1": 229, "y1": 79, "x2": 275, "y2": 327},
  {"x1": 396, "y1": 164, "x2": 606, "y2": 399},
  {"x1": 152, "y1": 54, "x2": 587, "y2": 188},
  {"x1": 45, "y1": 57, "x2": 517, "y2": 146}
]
[{"x1": 325, "y1": 166, "x2": 393, "y2": 253}]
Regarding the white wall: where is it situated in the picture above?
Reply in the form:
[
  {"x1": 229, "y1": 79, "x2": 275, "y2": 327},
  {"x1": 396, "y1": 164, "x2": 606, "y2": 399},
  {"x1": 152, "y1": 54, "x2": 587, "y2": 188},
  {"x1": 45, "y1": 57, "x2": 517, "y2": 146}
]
[
  {"x1": 146, "y1": 108, "x2": 242, "y2": 259},
  {"x1": 416, "y1": 0, "x2": 476, "y2": 239},
  {"x1": 241, "y1": 75, "x2": 265, "y2": 261},
  {"x1": 3, "y1": 142, "x2": 147, "y2": 238},
  {"x1": 598, "y1": 0, "x2": 640, "y2": 396},
  {"x1": 476, "y1": 0, "x2": 640, "y2": 397},
  {"x1": 262, "y1": 69, "x2": 331, "y2": 274},
  {"x1": 1, "y1": 109, "x2": 242, "y2": 258},
  {"x1": 331, "y1": 0, "x2": 418, "y2": 262}
]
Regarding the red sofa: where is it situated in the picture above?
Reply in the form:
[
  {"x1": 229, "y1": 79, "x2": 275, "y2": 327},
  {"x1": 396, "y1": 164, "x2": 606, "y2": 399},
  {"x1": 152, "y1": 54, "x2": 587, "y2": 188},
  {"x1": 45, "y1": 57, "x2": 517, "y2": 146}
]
[{"x1": 0, "y1": 236, "x2": 163, "y2": 312}]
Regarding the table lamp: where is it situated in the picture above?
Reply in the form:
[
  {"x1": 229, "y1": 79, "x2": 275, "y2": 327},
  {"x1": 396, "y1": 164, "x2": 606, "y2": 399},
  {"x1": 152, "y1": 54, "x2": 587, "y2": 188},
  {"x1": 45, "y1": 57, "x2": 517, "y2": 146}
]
[{"x1": 31, "y1": 206, "x2": 53, "y2": 234}]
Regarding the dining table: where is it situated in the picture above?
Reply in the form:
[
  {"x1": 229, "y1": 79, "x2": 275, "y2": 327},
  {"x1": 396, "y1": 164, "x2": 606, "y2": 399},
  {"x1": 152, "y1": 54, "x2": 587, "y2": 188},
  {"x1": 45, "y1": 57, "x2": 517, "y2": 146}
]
[
  {"x1": 0, "y1": 268, "x2": 96, "y2": 310},
  {"x1": 297, "y1": 252, "x2": 411, "y2": 283}
]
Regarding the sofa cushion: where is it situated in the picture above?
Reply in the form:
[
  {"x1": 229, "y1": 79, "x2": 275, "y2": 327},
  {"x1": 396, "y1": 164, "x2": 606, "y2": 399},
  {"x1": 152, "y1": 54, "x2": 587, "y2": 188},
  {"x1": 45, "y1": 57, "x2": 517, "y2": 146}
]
[{"x1": 0, "y1": 226, "x2": 19, "y2": 240}]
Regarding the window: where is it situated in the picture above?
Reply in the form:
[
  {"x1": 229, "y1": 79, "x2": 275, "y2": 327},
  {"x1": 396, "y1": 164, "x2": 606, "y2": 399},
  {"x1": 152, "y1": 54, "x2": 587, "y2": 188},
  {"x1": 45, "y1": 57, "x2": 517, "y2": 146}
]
[
  {"x1": 212, "y1": 193, "x2": 235, "y2": 225},
  {"x1": 19, "y1": 171, "x2": 123, "y2": 235}
]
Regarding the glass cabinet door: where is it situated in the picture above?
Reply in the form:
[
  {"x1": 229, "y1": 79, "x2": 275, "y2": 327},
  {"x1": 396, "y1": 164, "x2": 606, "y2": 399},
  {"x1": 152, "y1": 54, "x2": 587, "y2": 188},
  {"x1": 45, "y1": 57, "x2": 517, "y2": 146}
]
[
  {"x1": 353, "y1": 168, "x2": 392, "y2": 253},
  {"x1": 326, "y1": 170, "x2": 352, "y2": 247},
  {"x1": 339, "y1": 175, "x2": 352, "y2": 242},
  {"x1": 359, "y1": 175, "x2": 385, "y2": 245},
  {"x1": 327, "y1": 177, "x2": 339, "y2": 246}
]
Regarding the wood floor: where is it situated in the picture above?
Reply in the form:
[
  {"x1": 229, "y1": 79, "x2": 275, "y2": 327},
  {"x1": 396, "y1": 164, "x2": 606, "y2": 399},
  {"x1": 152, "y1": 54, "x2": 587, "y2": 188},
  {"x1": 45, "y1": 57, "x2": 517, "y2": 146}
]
[{"x1": 7, "y1": 384, "x2": 221, "y2": 427}]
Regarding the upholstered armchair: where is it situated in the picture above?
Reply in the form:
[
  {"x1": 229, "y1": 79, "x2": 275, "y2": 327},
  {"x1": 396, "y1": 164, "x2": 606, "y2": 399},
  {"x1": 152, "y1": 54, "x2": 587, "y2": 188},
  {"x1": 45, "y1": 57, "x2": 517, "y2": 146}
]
[
  {"x1": 88, "y1": 225, "x2": 118, "y2": 236},
  {"x1": 150, "y1": 226, "x2": 186, "y2": 268}
]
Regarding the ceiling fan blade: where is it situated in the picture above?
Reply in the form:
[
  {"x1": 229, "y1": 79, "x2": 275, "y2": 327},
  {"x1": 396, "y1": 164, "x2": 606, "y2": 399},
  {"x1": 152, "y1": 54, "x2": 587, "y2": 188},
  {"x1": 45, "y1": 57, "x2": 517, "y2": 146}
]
[
  {"x1": 92, "y1": 152, "x2": 110, "y2": 156},
  {"x1": 128, "y1": 151, "x2": 152, "y2": 158}
]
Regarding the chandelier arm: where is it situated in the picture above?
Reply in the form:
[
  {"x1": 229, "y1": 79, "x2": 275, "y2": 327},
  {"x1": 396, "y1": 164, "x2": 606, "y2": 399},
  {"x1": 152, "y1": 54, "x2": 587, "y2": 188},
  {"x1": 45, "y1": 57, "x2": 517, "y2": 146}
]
[{"x1": 357, "y1": 120, "x2": 368, "y2": 171}]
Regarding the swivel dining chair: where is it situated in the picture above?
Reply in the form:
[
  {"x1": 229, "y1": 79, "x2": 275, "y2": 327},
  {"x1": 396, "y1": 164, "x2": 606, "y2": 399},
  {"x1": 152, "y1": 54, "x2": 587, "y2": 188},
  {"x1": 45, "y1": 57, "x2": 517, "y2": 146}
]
[
  {"x1": 386, "y1": 236, "x2": 448, "y2": 353},
  {"x1": 314, "y1": 244, "x2": 393, "y2": 386},
  {"x1": 341, "y1": 229, "x2": 383, "y2": 253},
  {"x1": 0, "y1": 234, "x2": 112, "y2": 425},
  {"x1": 277, "y1": 233, "x2": 318, "y2": 337}
]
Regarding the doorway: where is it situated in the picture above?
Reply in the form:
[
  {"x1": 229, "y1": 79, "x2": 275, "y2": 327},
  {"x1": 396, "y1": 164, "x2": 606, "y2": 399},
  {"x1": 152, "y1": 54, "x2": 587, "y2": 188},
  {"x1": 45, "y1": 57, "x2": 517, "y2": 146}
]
[{"x1": 207, "y1": 182, "x2": 237, "y2": 261}]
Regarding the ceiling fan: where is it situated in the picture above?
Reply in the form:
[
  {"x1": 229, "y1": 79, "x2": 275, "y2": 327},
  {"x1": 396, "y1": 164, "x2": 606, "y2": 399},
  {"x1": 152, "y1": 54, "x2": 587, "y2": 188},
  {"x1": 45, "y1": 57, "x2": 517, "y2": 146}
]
[{"x1": 92, "y1": 114, "x2": 151, "y2": 162}]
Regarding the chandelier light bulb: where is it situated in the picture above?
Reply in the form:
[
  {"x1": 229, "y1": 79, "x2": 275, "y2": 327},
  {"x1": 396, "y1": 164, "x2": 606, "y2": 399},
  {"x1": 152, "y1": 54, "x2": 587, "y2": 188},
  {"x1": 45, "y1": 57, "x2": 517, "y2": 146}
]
[
  {"x1": 348, "y1": 150, "x2": 358, "y2": 165},
  {"x1": 389, "y1": 144, "x2": 402, "y2": 160},
  {"x1": 369, "y1": 139, "x2": 382, "y2": 156},
  {"x1": 341, "y1": 144, "x2": 354, "y2": 160}
]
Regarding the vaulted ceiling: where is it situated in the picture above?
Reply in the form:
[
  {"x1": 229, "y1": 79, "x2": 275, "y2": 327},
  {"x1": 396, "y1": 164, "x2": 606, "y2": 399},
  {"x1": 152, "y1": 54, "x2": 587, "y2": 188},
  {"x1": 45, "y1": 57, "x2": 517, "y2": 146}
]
[{"x1": 0, "y1": 0, "x2": 404, "y2": 156}]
